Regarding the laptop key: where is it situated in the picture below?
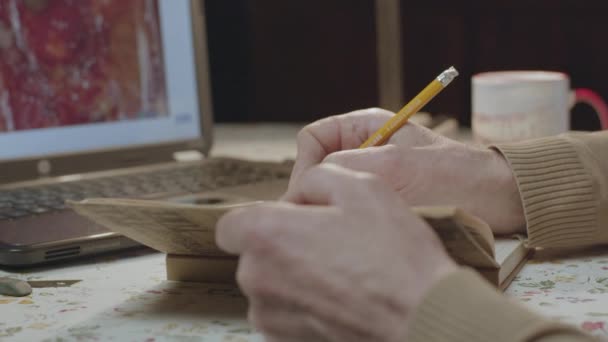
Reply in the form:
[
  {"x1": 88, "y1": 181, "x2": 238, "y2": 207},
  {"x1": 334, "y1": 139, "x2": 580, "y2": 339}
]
[
  {"x1": 49, "y1": 202, "x2": 67, "y2": 210},
  {"x1": 62, "y1": 193, "x2": 86, "y2": 201},
  {"x1": 122, "y1": 185, "x2": 141, "y2": 196},
  {"x1": 100, "y1": 189, "x2": 124, "y2": 197},
  {"x1": 11, "y1": 205, "x2": 49, "y2": 215},
  {"x1": 38, "y1": 199, "x2": 61, "y2": 207},
  {"x1": 30, "y1": 207, "x2": 50, "y2": 214},
  {"x1": 6, "y1": 210, "x2": 29, "y2": 219},
  {"x1": 12, "y1": 203, "x2": 34, "y2": 211},
  {"x1": 0, "y1": 208, "x2": 14, "y2": 216}
]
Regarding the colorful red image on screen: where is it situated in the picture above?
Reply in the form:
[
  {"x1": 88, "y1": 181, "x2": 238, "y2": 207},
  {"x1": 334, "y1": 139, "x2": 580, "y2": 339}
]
[{"x1": 0, "y1": 0, "x2": 168, "y2": 132}]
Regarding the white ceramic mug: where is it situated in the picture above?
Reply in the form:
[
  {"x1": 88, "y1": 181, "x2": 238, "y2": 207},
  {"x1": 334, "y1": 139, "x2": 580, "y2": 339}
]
[{"x1": 472, "y1": 71, "x2": 608, "y2": 144}]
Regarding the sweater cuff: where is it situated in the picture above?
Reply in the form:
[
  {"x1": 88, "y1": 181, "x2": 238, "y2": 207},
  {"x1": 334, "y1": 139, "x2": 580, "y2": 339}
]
[
  {"x1": 494, "y1": 136, "x2": 599, "y2": 248},
  {"x1": 408, "y1": 268, "x2": 586, "y2": 342}
]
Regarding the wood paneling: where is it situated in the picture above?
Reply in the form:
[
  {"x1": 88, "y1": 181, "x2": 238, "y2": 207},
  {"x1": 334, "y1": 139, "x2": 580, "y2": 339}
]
[
  {"x1": 204, "y1": 0, "x2": 253, "y2": 122},
  {"x1": 376, "y1": 0, "x2": 404, "y2": 111},
  {"x1": 206, "y1": 0, "x2": 378, "y2": 122},
  {"x1": 206, "y1": 0, "x2": 608, "y2": 129}
]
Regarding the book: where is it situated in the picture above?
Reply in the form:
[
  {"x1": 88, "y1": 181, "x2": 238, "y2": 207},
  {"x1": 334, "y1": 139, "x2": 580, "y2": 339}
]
[
  {"x1": 411, "y1": 206, "x2": 531, "y2": 291},
  {"x1": 69, "y1": 198, "x2": 530, "y2": 290}
]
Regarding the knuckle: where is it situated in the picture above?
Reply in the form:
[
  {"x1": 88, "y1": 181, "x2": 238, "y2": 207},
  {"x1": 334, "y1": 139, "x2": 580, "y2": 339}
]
[
  {"x1": 314, "y1": 163, "x2": 352, "y2": 183},
  {"x1": 381, "y1": 145, "x2": 403, "y2": 171},
  {"x1": 304, "y1": 163, "x2": 332, "y2": 179},
  {"x1": 348, "y1": 107, "x2": 389, "y2": 116},
  {"x1": 365, "y1": 107, "x2": 391, "y2": 115},
  {"x1": 321, "y1": 152, "x2": 336, "y2": 164},
  {"x1": 296, "y1": 117, "x2": 332, "y2": 144},
  {"x1": 383, "y1": 143, "x2": 401, "y2": 158},
  {"x1": 362, "y1": 107, "x2": 395, "y2": 120},
  {"x1": 296, "y1": 124, "x2": 320, "y2": 148},
  {"x1": 322, "y1": 151, "x2": 346, "y2": 166},
  {"x1": 316, "y1": 162, "x2": 365, "y2": 183},
  {"x1": 296, "y1": 125, "x2": 312, "y2": 144},
  {"x1": 318, "y1": 162, "x2": 345, "y2": 173}
]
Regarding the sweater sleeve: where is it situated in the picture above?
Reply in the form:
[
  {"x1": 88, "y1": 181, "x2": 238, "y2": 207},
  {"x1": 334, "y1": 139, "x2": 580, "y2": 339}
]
[
  {"x1": 494, "y1": 131, "x2": 608, "y2": 248},
  {"x1": 408, "y1": 268, "x2": 595, "y2": 342},
  {"x1": 408, "y1": 132, "x2": 608, "y2": 342}
]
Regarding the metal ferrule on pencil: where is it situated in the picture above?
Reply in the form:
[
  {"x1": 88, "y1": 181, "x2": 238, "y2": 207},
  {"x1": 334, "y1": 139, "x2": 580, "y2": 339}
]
[{"x1": 437, "y1": 66, "x2": 459, "y2": 87}]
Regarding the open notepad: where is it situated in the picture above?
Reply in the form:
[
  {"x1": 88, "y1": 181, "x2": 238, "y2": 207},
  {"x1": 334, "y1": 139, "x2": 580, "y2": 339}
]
[{"x1": 69, "y1": 199, "x2": 531, "y2": 290}]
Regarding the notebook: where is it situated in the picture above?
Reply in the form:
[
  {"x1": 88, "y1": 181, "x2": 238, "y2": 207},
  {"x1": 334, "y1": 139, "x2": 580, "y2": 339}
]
[
  {"x1": 69, "y1": 199, "x2": 531, "y2": 290},
  {"x1": 0, "y1": 0, "x2": 291, "y2": 266}
]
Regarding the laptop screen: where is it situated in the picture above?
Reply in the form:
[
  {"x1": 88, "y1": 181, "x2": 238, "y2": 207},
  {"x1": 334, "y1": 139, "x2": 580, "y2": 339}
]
[{"x1": 0, "y1": 0, "x2": 202, "y2": 161}]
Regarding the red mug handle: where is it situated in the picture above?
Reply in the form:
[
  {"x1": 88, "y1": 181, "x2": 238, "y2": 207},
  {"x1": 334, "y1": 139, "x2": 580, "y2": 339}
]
[{"x1": 573, "y1": 89, "x2": 608, "y2": 130}]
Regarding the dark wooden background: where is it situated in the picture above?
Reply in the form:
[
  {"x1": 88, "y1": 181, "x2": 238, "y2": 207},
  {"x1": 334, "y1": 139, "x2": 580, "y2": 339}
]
[{"x1": 205, "y1": 0, "x2": 608, "y2": 130}]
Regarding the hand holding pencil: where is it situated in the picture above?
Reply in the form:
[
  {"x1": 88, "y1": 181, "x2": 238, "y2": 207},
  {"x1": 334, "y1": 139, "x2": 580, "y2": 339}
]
[
  {"x1": 290, "y1": 66, "x2": 461, "y2": 184},
  {"x1": 360, "y1": 66, "x2": 459, "y2": 148},
  {"x1": 288, "y1": 67, "x2": 525, "y2": 232}
]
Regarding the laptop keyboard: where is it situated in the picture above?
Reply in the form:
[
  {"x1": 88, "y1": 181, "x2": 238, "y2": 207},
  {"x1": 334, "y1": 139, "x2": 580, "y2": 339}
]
[{"x1": 0, "y1": 158, "x2": 293, "y2": 221}]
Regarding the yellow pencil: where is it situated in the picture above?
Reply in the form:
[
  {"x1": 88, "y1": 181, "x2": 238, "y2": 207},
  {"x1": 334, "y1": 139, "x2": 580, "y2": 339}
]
[{"x1": 360, "y1": 66, "x2": 459, "y2": 148}]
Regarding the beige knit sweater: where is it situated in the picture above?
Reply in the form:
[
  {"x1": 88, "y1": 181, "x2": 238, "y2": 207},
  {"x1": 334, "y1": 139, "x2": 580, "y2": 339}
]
[{"x1": 408, "y1": 131, "x2": 608, "y2": 342}]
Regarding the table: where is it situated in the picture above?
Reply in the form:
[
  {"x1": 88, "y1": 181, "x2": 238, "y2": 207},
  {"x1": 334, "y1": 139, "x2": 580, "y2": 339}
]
[{"x1": 1, "y1": 124, "x2": 607, "y2": 341}]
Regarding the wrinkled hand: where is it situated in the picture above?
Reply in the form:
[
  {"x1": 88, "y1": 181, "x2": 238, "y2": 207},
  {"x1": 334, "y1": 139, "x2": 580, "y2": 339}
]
[
  {"x1": 289, "y1": 108, "x2": 525, "y2": 234},
  {"x1": 217, "y1": 164, "x2": 457, "y2": 342}
]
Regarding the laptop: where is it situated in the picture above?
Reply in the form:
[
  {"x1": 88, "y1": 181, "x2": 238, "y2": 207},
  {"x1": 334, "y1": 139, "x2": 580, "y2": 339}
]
[{"x1": 0, "y1": 0, "x2": 291, "y2": 266}]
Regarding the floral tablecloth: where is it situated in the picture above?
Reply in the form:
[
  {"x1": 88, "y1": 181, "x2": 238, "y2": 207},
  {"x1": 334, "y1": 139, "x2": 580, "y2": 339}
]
[
  {"x1": 0, "y1": 249, "x2": 260, "y2": 342},
  {"x1": 1, "y1": 246, "x2": 607, "y2": 341},
  {"x1": 507, "y1": 246, "x2": 608, "y2": 338}
]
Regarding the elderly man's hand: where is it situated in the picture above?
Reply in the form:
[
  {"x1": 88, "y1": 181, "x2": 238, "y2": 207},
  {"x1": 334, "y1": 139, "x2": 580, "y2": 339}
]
[
  {"x1": 289, "y1": 108, "x2": 525, "y2": 235},
  {"x1": 217, "y1": 164, "x2": 457, "y2": 342}
]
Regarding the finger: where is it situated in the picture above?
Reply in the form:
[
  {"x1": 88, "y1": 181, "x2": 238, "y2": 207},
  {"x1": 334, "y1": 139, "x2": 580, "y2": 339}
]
[
  {"x1": 215, "y1": 202, "x2": 334, "y2": 255},
  {"x1": 321, "y1": 144, "x2": 401, "y2": 182},
  {"x1": 216, "y1": 203, "x2": 285, "y2": 255},
  {"x1": 290, "y1": 108, "x2": 394, "y2": 186},
  {"x1": 283, "y1": 163, "x2": 391, "y2": 207}
]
